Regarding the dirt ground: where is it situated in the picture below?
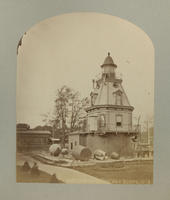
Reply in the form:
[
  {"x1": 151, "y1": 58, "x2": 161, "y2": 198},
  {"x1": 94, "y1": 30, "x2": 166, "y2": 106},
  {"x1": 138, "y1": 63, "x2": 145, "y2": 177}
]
[
  {"x1": 71, "y1": 160, "x2": 153, "y2": 184},
  {"x1": 16, "y1": 166, "x2": 64, "y2": 183}
]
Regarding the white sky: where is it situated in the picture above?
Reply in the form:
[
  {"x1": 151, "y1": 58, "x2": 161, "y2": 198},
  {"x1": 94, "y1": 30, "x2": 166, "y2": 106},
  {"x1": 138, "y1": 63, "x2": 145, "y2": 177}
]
[{"x1": 17, "y1": 13, "x2": 154, "y2": 128}]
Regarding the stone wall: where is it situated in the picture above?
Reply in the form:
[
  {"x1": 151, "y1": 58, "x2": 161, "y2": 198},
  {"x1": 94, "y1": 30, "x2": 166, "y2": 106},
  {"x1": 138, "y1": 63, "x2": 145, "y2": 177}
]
[{"x1": 86, "y1": 134, "x2": 133, "y2": 157}]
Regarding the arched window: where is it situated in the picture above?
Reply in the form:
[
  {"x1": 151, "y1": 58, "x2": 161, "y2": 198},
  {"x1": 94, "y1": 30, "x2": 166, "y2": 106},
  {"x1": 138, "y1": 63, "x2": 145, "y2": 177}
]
[
  {"x1": 116, "y1": 93, "x2": 122, "y2": 105},
  {"x1": 98, "y1": 114, "x2": 105, "y2": 128},
  {"x1": 101, "y1": 115, "x2": 105, "y2": 127}
]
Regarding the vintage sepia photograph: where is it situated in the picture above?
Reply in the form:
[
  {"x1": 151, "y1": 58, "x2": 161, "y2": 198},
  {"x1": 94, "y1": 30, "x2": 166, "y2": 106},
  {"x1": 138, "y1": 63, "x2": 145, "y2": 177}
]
[{"x1": 16, "y1": 12, "x2": 154, "y2": 184}]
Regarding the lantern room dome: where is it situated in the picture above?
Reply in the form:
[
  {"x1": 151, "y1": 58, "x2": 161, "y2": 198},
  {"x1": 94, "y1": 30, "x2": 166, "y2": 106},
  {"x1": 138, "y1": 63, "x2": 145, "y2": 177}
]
[{"x1": 101, "y1": 52, "x2": 117, "y2": 68}]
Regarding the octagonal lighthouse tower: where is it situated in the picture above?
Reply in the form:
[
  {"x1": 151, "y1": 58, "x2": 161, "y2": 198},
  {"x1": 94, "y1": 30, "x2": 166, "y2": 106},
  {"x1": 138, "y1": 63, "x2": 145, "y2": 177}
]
[{"x1": 85, "y1": 53, "x2": 137, "y2": 156}]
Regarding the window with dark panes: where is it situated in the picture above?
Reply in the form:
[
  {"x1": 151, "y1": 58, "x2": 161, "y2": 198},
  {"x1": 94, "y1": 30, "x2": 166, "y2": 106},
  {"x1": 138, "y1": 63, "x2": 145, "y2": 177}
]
[
  {"x1": 71, "y1": 142, "x2": 73, "y2": 150},
  {"x1": 116, "y1": 115, "x2": 122, "y2": 127}
]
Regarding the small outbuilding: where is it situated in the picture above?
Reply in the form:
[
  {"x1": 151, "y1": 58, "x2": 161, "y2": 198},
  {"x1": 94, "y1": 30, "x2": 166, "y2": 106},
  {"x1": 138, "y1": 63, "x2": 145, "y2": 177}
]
[{"x1": 17, "y1": 123, "x2": 51, "y2": 152}]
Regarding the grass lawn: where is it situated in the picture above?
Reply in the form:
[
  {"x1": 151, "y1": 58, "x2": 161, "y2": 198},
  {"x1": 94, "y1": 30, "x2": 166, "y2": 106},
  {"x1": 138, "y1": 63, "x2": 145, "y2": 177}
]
[
  {"x1": 71, "y1": 160, "x2": 153, "y2": 184},
  {"x1": 16, "y1": 166, "x2": 64, "y2": 183}
]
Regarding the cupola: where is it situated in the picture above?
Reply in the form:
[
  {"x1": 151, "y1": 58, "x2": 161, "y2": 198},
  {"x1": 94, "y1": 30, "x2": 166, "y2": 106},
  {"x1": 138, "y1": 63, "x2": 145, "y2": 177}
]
[{"x1": 101, "y1": 52, "x2": 117, "y2": 68}]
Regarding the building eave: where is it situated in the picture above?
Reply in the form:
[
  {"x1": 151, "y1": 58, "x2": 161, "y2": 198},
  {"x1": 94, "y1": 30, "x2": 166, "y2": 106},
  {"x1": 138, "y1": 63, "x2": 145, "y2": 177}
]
[
  {"x1": 69, "y1": 130, "x2": 138, "y2": 137},
  {"x1": 85, "y1": 105, "x2": 134, "y2": 112},
  {"x1": 101, "y1": 63, "x2": 117, "y2": 68},
  {"x1": 17, "y1": 130, "x2": 51, "y2": 135}
]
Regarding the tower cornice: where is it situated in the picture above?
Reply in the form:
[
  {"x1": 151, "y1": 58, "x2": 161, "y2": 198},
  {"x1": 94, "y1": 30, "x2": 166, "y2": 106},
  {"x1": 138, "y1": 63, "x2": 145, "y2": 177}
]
[{"x1": 86, "y1": 105, "x2": 134, "y2": 112}]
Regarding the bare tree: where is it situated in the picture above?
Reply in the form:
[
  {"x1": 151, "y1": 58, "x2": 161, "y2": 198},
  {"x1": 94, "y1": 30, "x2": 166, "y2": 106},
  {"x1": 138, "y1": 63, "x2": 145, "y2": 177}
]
[
  {"x1": 69, "y1": 92, "x2": 89, "y2": 131},
  {"x1": 43, "y1": 85, "x2": 89, "y2": 147}
]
